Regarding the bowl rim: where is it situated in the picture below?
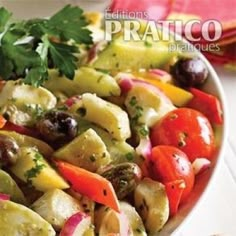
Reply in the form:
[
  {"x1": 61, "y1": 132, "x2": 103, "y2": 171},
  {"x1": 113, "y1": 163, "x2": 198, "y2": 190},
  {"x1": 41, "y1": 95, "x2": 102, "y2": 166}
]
[{"x1": 169, "y1": 41, "x2": 229, "y2": 236}]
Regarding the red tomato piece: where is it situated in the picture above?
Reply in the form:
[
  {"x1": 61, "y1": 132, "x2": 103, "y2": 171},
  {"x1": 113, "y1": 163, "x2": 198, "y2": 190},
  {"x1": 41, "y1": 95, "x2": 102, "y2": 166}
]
[
  {"x1": 151, "y1": 108, "x2": 215, "y2": 162},
  {"x1": 165, "y1": 180, "x2": 185, "y2": 216},
  {"x1": 150, "y1": 145, "x2": 194, "y2": 203},
  {"x1": 187, "y1": 88, "x2": 223, "y2": 125}
]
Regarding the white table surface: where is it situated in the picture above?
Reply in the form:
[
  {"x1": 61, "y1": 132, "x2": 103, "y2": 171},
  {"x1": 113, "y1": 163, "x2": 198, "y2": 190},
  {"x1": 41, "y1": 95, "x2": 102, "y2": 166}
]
[{"x1": 180, "y1": 66, "x2": 236, "y2": 236}]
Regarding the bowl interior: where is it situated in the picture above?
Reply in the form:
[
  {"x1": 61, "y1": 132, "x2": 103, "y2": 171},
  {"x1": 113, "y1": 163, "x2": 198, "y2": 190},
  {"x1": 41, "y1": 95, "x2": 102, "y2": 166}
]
[{"x1": 160, "y1": 47, "x2": 228, "y2": 235}]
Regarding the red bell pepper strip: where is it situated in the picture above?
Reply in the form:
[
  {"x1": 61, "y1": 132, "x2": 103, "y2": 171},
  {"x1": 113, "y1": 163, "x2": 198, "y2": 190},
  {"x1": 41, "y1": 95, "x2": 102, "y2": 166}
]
[
  {"x1": 55, "y1": 160, "x2": 120, "y2": 212},
  {"x1": 2, "y1": 121, "x2": 40, "y2": 138},
  {"x1": 165, "y1": 180, "x2": 185, "y2": 216},
  {"x1": 187, "y1": 88, "x2": 223, "y2": 125},
  {"x1": 0, "y1": 116, "x2": 7, "y2": 129}
]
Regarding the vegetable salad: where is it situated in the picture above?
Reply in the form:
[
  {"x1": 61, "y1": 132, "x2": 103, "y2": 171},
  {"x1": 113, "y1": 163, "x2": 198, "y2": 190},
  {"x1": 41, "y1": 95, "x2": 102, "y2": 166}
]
[{"x1": 0, "y1": 5, "x2": 223, "y2": 236}]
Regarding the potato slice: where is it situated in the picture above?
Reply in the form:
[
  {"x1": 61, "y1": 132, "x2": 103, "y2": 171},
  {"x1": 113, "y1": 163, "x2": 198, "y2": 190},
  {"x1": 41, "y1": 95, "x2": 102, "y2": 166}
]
[
  {"x1": 31, "y1": 189, "x2": 82, "y2": 230},
  {"x1": 10, "y1": 147, "x2": 69, "y2": 192},
  {"x1": 0, "y1": 200, "x2": 55, "y2": 235},
  {"x1": 125, "y1": 84, "x2": 175, "y2": 127},
  {"x1": 69, "y1": 93, "x2": 131, "y2": 141},
  {"x1": 76, "y1": 120, "x2": 136, "y2": 164},
  {"x1": 54, "y1": 128, "x2": 111, "y2": 172},
  {"x1": 134, "y1": 178, "x2": 169, "y2": 234},
  {"x1": 120, "y1": 201, "x2": 147, "y2": 236},
  {"x1": 0, "y1": 169, "x2": 26, "y2": 204},
  {"x1": 45, "y1": 67, "x2": 120, "y2": 97},
  {"x1": 92, "y1": 35, "x2": 177, "y2": 71},
  {"x1": 94, "y1": 205, "x2": 130, "y2": 235},
  {"x1": 0, "y1": 80, "x2": 56, "y2": 126}
]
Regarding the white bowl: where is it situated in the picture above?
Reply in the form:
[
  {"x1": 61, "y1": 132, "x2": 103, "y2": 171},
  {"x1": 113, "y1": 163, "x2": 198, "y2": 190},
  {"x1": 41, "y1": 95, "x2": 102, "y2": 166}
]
[
  {"x1": 160, "y1": 46, "x2": 228, "y2": 235},
  {"x1": 1, "y1": 1, "x2": 228, "y2": 235}
]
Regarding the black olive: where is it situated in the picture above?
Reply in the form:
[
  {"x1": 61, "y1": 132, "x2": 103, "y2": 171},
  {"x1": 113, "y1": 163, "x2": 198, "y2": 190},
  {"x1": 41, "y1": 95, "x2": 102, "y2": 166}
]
[
  {"x1": 100, "y1": 163, "x2": 142, "y2": 199},
  {"x1": 36, "y1": 110, "x2": 78, "y2": 146},
  {"x1": 0, "y1": 134, "x2": 19, "y2": 167},
  {"x1": 171, "y1": 57, "x2": 208, "y2": 87}
]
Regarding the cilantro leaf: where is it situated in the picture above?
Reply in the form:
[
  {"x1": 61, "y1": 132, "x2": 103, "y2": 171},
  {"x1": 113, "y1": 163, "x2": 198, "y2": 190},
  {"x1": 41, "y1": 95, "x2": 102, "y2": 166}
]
[
  {"x1": 3, "y1": 44, "x2": 41, "y2": 75},
  {"x1": 0, "y1": 48, "x2": 14, "y2": 79},
  {"x1": 48, "y1": 5, "x2": 93, "y2": 44},
  {"x1": 24, "y1": 67, "x2": 48, "y2": 87},
  {"x1": 49, "y1": 41, "x2": 78, "y2": 80},
  {"x1": 0, "y1": 5, "x2": 93, "y2": 86},
  {"x1": 0, "y1": 7, "x2": 12, "y2": 33}
]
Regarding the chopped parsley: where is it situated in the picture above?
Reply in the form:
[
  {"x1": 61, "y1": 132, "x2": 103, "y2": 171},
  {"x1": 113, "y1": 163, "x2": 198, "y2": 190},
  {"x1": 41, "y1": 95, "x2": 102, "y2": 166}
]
[
  {"x1": 125, "y1": 152, "x2": 134, "y2": 161},
  {"x1": 24, "y1": 152, "x2": 46, "y2": 184},
  {"x1": 129, "y1": 96, "x2": 138, "y2": 107},
  {"x1": 144, "y1": 40, "x2": 152, "y2": 48},
  {"x1": 139, "y1": 126, "x2": 149, "y2": 137},
  {"x1": 0, "y1": 5, "x2": 93, "y2": 87},
  {"x1": 131, "y1": 105, "x2": 143, "y2": 126},
  {"x1": 25, "y1": 104, "x2": 44, "y2": 120}
]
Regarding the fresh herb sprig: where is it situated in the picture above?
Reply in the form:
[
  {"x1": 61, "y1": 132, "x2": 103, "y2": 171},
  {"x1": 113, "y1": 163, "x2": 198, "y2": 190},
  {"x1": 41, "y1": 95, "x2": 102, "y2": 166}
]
[
  {"x1": 0, "y1": 5, "x2": 93, "y2": 87},
  {"x1": 24, "y1": 152, "x2": 46, "y2": 185}
]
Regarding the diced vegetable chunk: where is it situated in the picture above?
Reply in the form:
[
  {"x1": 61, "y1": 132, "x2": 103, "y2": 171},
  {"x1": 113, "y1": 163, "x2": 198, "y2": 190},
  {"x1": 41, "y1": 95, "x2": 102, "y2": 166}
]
[
  {"x1": 10, "y1": 147, "x2": 69, "y2": 192},
  {"x1": 69, "y1": 93, "x2": 131, "y2": 140},
  {"x1": 0, "y1": 200, "x2": 55, "y2": 235},
  {"x1": 134, "y1": 178, "x2": 169, "y2": 234},
  {"x1": 124, "y1": 80, "x2": 175, "y2": 127},
  {"x1": 54, "y1": 128, "x2": 111, "y2": 172},
  {"x1": 95, "y1": 205, "x2": 130, "y2": 235},
  {"x1": 0, "y1": 80, "x2": 56, "y2": 126},
  {"x1": 120, "y1": 201, "x2": 147, "y2": 236},
  {"x1": 31, "y1": 189, "x2": 82, "y2": 230},
  {"x1": 77, "y1": 120, "x2": 136, "y2": 164},
  {"x1": 92, "y1": 35, "x2": 177, "y2": 71},
  {"x1": 45, "y1": 67, "x2": 120, "y2": 97},
  {"x1": 0, "y1": 169, "x2": 26, "y2": 204}
]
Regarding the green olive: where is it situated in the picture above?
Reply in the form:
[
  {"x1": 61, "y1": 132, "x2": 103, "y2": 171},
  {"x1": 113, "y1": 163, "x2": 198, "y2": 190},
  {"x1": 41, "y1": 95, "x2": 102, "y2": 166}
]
[{"x1": 100, "y1": 162, "x2": 142, "y2": 199}]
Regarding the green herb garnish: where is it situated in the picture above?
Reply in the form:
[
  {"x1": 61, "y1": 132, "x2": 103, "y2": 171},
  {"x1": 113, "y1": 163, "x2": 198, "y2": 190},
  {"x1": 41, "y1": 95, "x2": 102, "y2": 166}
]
[
  {"x1": 144, "y1": 40, "x2": 152, "y2": 48},
  {"x1": 139, "y1": 126, "x2": 149, "y2": 137},
  {"x1": 0, "y1": 5, "x2": 93, "y2": 87},
  {"x1": 125, "y1": 152, "x2": 134, "y2": 161},
  {"x1": 24, "y1": 152, "x2": 46, "y2": 184}
]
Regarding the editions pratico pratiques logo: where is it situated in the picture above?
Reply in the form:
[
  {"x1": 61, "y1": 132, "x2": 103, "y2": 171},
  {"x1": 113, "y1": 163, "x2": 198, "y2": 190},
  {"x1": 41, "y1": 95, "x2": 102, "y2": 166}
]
[{"x1": 104, "y1": 10, "x2": 222, "y2": 52}]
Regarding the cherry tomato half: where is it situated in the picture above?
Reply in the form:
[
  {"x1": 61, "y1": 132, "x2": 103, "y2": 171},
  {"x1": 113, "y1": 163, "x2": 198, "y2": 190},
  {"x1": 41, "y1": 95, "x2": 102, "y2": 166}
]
[
  {"x1": 150, "y1": 145, "x2": 194, "y2": 203},
  {"x1": 150, "y1": 108, "x2": 215, "y2": 162},
  {"x1": 165, "y1": 180, "x2": 185, "y2": 216}
]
